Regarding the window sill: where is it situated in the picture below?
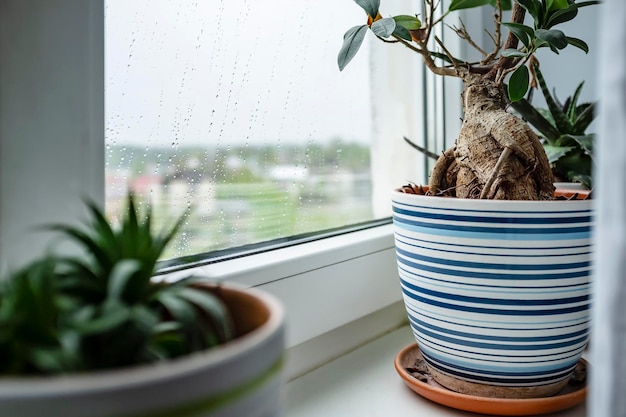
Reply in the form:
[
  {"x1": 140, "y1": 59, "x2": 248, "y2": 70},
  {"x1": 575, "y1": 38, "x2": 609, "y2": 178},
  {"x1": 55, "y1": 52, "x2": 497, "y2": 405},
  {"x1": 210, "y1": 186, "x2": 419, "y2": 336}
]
[{"x1": 285, "y1": 325, "x2": 587, "y2": 417}]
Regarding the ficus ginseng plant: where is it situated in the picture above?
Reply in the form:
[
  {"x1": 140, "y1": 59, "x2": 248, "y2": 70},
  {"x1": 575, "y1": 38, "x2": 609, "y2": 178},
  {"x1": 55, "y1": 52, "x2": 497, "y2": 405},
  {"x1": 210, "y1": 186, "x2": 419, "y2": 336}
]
[{"x1": 339, "y1": 0, "x2": 598, "y2": 200}]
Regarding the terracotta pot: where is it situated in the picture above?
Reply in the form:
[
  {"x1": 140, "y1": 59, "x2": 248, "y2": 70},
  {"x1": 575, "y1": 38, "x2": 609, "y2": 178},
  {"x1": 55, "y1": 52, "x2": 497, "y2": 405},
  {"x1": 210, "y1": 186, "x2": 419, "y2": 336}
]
[
  {"x1": 0, "y1": 283, "x2": 285, "y2": 417},
  {"x1": 391, "y1": 188, "x2": 592, "y2": 399}
]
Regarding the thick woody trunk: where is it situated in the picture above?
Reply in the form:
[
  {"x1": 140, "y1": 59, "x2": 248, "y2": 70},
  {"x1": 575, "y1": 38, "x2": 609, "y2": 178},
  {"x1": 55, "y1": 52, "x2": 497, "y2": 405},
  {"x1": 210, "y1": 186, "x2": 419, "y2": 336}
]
[{"x1": 428, "y1": 75, "x2": 555, "y2": 200}]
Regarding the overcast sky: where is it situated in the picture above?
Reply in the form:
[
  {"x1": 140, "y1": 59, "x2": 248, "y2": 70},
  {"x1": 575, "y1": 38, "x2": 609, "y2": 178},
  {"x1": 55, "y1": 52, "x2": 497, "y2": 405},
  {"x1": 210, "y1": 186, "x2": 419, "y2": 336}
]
[{"x1": 104, "y1": 0, "x2": 373, "y2": 148}]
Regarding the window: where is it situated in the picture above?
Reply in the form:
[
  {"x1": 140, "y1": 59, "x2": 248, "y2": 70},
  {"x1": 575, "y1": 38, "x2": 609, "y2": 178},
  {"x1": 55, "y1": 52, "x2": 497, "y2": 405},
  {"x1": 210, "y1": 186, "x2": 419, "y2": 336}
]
[{"x1": 104, "y1": 0, "x2": 431, "y2": 261}]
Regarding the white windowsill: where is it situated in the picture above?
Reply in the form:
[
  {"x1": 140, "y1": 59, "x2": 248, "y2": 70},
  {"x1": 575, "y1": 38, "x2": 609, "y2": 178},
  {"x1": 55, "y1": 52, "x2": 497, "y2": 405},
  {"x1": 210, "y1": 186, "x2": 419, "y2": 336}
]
[{"x1": 286, "y1": 325, "x2": 587, "y2": 417}]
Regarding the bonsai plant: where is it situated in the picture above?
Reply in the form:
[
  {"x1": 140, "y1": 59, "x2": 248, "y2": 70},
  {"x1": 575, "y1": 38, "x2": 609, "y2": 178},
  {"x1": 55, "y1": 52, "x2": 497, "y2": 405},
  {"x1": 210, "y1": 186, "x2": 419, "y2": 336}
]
[
  {"x1": 339, "y1": 0, "x2": 597, "y2": 402},
  {"x1": 0, "y1": 194, "x2": 285, "y2": 417},
  {"x1": 339, "y1": 0, "x2": 597, "y2": 200}
]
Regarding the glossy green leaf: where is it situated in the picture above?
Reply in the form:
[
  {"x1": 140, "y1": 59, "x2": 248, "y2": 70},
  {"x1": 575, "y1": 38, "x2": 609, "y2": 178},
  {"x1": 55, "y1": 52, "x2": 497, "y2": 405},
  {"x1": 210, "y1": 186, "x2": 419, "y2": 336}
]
[
  {"x1": 354, "y1": 0, "x2": 380, "y2": 18},
  {"x1": 566, "y1": 37, "x2": 589, "y2": 54},
  {"x1": 501, "y1": 22, "x2": 535, "y2": 48},
  {"x1": 489, "y1": 0, "x2": 512, "y2": 10},
  {"x1": 535, "y1": 29, "x2": 568, "y2": 49},
  {"x1": 507, "y1": 65, "x2": 530, "y2": 102},
  {"x1": 338, "y1": 25, "x2": 368, "y2": 71},
  {"x1": 545, "y1": 6, "x2": 578, "y2": 27},
  {"x1": 501, "y1": 48, "x2": 527, "y2": 58},
  {"x1": 448, "y1": 0, "x2": 491, "y2": 11},
  {"x1": 546, "y1": 0, "x2": 568, "y2": 11},
  {"x1": 516, "y1": 0, "x2": 541, "y2": 26},
  {"x1": 392, "y1": 25, "x2": 412, "y2": 41},
  {"x1": 393, "y1": 15, "x2": 422, "y2": 30},
  {"x1": 371, "y1": 17, "x2": 396, "y2": 38}
]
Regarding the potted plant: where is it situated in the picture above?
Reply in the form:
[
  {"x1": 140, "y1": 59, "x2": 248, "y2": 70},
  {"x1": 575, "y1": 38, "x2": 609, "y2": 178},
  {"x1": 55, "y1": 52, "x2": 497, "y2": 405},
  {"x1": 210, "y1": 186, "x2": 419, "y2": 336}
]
[
  {"x1": 511, "y1": 66, "x2": 596, "y2": 189},
  {"x1": 339, "y1": 0, "x2": 596, "y2": 400},
  {"x1": 0, "y1": 195, "x2": 285, "y2": 417}
]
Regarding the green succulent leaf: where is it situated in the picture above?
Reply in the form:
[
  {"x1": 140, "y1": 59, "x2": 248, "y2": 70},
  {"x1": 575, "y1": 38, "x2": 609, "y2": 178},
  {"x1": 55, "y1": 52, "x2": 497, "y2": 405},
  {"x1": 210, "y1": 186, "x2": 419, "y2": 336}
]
[
  {"x1": 448, "y1": 0, "x2": 492, "y2": 11},
  {"x1": 535, "y1": 29, "x2": 568, "y2": 50},
  {"x1": 543, "y1": 144, "x2": 575, "y2": 164},
  {"x1": 338, "y1": 25, "x2": 368, "y2": 72},
  {"x1": 501, "y1": 22, "x2": 535, "y2": 48},
  {"x1": 177, "y1": 287, "x2": 234, "y2": 342},
  {"x1": 507, "y1": 65, "x2": 530, "y2": 102},
  {"x1": 354, "y1": 0, "x2": 380, "y2": 18},
  {"x1": 564, "y1": 134, "x2": 594, "y2": 154},
  {"x1": 371, "y1": 17, "x2": 396, "y2": 38},
  {"x1": 107, "y1": 259, "x2": 143, "y2": 302},
  {"x1": 510, "y1": 98, "x2": 561, "y2": 142}
]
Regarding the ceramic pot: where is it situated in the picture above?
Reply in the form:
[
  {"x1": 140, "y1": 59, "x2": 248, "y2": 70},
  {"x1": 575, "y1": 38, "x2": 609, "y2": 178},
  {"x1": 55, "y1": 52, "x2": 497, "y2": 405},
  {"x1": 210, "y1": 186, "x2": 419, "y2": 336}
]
[
  {"x1": 0, "y1": 283, "x2": 285, "y2": 417},
  {"x1": 391, "y1": 189, "x2": 592, "y2": 399}
]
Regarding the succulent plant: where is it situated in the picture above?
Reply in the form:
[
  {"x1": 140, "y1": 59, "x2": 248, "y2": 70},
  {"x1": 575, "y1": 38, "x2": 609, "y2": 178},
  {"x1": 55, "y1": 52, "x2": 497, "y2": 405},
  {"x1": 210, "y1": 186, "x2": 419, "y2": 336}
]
[
  {"x1": 0, "y1": 194, "x2": 234, "y2": 375},
  {"x1": 511, "y1": 64, "x2": 595, "y2": 188}
]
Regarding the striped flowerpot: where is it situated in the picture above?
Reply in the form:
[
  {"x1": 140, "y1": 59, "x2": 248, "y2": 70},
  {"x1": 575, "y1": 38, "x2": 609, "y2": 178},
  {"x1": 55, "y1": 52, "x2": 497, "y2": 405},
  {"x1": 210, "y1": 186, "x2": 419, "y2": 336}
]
[
  {"x1": 391, "y1": 188, "x2": 592, "y2": 399},
  {"x1": 0, "y1": 283, "x2": 285, "y2": 417}
]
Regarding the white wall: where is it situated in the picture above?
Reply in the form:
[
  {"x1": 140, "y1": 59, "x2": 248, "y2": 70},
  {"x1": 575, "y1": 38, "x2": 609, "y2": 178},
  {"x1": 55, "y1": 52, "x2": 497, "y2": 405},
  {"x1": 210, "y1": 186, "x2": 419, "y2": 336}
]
[{"x1": 0, "y1": 1, "x2": 105, "y2": 274}]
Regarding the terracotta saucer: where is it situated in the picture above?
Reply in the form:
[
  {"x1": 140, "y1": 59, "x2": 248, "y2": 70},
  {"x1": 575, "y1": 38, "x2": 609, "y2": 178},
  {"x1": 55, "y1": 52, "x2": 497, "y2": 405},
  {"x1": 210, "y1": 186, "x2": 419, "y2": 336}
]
[{"x1": 394, "y1": 343, "x2": 587, "y2": 416}]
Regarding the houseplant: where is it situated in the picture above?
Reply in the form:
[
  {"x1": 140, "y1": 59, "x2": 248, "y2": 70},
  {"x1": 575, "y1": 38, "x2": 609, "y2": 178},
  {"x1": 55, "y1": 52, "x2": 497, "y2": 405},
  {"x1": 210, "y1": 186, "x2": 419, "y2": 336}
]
[
  {"x1": 339, "y1": 0, "x2": 596, "y2": 400},
  {"x1": 511, "y1": 66, "x2": 596, "y2": 188},
  {"x1": 0, "y1": 194, "x2": 285, "y2": 417}
]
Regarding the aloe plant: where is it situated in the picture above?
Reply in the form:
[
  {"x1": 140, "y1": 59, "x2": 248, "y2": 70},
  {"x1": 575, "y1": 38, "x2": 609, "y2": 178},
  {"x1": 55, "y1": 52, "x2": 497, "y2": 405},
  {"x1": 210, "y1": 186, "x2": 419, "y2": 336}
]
[
  {"x1": 511, "y1": 64, "x2": 595, "y2": 188},
  {"x1": 0, "y1": 194, "x2": 234, "y2": 375}
]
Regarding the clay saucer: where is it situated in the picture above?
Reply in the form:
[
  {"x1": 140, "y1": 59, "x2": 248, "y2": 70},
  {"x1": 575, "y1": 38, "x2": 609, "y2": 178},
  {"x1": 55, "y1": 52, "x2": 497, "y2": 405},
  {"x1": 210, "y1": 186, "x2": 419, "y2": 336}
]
[{"x1": 394, "y1": 343, "x2": 587, "y2": 416}]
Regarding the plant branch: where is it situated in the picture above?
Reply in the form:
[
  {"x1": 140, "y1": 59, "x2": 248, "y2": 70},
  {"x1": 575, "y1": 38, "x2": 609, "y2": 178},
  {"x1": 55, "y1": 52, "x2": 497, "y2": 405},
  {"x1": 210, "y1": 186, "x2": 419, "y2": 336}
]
[
  {"x1": 481, "y1": 0, "x2": 503, "y2": 65},
  {"x1": 486, "y1": 2, "x2": 526, "y2": 80}
]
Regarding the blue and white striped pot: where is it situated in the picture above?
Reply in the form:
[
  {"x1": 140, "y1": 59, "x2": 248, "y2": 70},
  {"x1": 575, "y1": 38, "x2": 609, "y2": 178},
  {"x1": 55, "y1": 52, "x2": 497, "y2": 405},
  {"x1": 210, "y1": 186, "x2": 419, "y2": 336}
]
[{"x1": 392, "y1": 189, "x2": 593, "y2": 398}]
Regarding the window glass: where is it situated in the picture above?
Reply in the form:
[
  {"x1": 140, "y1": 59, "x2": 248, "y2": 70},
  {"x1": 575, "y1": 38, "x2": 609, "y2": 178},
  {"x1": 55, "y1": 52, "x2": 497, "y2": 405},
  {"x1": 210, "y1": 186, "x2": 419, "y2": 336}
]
[{"x1": 105, "y1": 1, "x2": 387, "y2": 260}]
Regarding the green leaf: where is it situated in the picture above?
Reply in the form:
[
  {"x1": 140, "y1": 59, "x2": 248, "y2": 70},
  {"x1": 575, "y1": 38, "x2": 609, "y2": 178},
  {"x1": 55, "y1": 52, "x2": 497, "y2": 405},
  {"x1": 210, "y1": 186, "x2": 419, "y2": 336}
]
[
  {"x1": 490, "y1": 0, "x2": 512, "y2": 10},
  {"x1": 392, "y1": 25, "x2": 412, "y2": 41},
  {"x1": 393, "y1": 15, "x2": 421, "y2": 30},
  {"x1": 371, "y1": 17, "x2": 396, "y2": 38},
  {"x1": 566, "y1": 36, "x2": 589, "y2": 54},
  {"x1": 565, "y1": 134, "x2": 594, "y2": 154},
  {"x1": 534, "y1": 64, "x2": 573, "y2": 132},
  {"x1": 501, "y1": 48, "x2": 528, "y2": 58},
  {"x1": 449, "y1": 0, "x2": 491, "y2": 11},
  {"x1": 546, "y1": 0, "x2": 568, "y2": 11},
  {"x1": 107, "y1": 259, "x2": 143, "y2": 302},
  {"x1": 535, "y1": 29, "x2": 568, "y2": 49},
  {"x1": 510, "y1": 98, "x2": 562, "y2": 141},
  {"x1": 501, "y1": 22, "x2": 535, "y2": 48},
  {"x1": 338, "y1": 25, "x2": 368, "y2": 72},
  {"x1": 516, "y1": 0, "x2": 541, "y2": 27},
  {"x1": 543, "y1": 144, "x2": 575, "y2": 164},
  {"x1": 177, "y1": 287, "x2": 234, "y2": 342},
  {"x1": 545, "y1": 6, "x2": 578, "y2": 27},
  {"x1": 507, "y1": 65, "x2": 530, "y2": 102},
  {"x1": 573, "y1": 103, "x2": 596, "y2": 133},
  {"x1": 75, "y1": 306, "x2": 131, "y2": 335},
  {"x1": 354, "y1": 0, "x2": 380, "y2": 18}
]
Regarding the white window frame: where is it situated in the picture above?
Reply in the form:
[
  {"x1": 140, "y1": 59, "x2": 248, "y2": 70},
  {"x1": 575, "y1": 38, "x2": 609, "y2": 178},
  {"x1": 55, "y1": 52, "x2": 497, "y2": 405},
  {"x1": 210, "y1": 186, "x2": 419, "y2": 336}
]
[{"x1": 0, "y1": 0, "x2": 466, "y2": 376}]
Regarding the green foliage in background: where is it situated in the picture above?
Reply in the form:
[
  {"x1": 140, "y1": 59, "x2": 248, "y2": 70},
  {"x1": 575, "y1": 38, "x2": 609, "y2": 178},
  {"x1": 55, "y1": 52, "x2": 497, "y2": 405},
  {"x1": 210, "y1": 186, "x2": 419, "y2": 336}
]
[
  {"x1": 0, "y1": 194, "x2": 234, "y2": 375},
  {"x1": 511, "y1": 64, "x2": 595, "y2": 188}
]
